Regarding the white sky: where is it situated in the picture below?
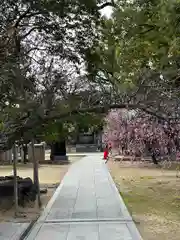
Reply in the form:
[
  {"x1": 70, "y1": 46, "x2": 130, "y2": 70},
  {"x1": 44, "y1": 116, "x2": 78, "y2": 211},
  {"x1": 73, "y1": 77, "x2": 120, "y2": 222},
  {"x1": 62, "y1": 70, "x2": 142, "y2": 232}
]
[{"x1": 100, "y1": 6, "x2": 113, "y2": 18}]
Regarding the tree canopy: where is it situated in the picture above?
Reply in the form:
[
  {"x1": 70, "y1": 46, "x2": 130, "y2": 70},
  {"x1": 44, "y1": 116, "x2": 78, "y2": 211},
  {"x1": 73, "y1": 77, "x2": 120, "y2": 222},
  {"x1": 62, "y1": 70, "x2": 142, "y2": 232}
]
[
  {"x1": 0, "y1": 0, "x2": 115, "y2": 150},
  {"x1": 87, "y1": 0, "x2": 180, "y2": 120},
  {"x1": 2, "y1": 0, "x2": 180, "y2": 150}
]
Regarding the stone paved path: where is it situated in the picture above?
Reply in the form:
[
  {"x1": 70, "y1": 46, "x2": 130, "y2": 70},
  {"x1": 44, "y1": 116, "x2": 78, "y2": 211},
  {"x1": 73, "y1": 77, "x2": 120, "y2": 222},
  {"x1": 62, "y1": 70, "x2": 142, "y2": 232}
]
[
  {"x1": 0, "y1": 222, "x2": 29, "y2": 240},
  {"x1": 25, "y1": 154, "x2": 142, "y2": 240}
]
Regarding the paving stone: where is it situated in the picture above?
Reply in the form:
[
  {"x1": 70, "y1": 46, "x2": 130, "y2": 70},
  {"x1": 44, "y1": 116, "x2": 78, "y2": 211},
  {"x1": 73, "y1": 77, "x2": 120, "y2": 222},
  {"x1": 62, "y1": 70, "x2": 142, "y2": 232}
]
[
  {"x1": 97, "y1": 197, "x2": 122, "y2": 208},
  {"x1": 74, "y1": 200, "x2": 96, "y2": 210},
  {"x1": 0, "y1": 222, "x2": 29, "y2": 240},
  {"x1": 99, "y1": 223, "x2": 133, "y2": 240},
  {"x1": 51, "y1": 197, "x2": 76, "y2": 209},
  {"x1": 67, "y1": 223, "x2": 99, "y2": 240},
  {"x1": 71, "y1": 209, "x2": 97, "y2": 219},
  {"x1": 47, "y1": 208, "x2": 74, "y2": 220},
  {"x1": 27, "y1": 223, "x2": 69, "y2": 240},
  {"x1": 97, "y1": 208, "x2": 123, "y2": 219}
]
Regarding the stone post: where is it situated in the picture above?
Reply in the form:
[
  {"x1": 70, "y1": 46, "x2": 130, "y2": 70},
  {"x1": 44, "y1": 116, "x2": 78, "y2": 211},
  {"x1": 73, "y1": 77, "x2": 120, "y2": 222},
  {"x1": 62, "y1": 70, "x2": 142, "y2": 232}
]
[
  {"x1": 7, "y1": 149, "x2": 13, "y2": 163},
  {"x1": 0, "y1": 149, "x2": 13, "y2": 164},
  {"x1": 20, "y1": 147, "x2": 24, "y2": 163},
  {"x1": 50, "y1": 140, "x2": 69, "y2": 163},
  {"x1": 28, "y1": 143, "x2": 45, "y2": 163}
]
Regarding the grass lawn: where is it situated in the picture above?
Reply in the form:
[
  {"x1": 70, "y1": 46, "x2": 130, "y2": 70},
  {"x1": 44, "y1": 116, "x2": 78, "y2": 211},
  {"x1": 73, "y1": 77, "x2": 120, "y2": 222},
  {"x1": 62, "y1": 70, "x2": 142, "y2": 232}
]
[
  {"x1": 0, "y1": 156, "x2": 82, "y2": 222},
  {"x1": 108, "y1": 160, "x2": 180, "y2": 240}
]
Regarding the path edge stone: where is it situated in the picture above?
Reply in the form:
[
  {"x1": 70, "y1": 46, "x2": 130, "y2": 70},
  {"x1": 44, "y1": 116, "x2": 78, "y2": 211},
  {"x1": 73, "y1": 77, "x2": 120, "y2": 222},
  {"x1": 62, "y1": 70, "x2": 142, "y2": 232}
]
[
  {"x1": 18, "y1": 218, "x2": 39, "y2": 240},
  {"x1": 23, "y1": 171, "x2": 70, "y2": 239},
  {"x1": 35, "y1": 155, "x2": 86, "y2": 223},
  {"x1": 38, "y1": 173, "x2": 68, "y2": 222}
]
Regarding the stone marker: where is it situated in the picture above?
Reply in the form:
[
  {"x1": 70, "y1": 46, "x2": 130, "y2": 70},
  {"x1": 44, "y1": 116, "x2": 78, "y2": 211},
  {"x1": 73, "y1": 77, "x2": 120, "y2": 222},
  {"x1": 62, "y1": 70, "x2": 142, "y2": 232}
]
[
  {"x1": 28, "y1": 143, "x2": 45, "y2": 163},
  {"x1": 50, "y1": 140, "x2": 69, "y2": 163},
  {"x1": 0, "y1": 149, "x2": 13, "y2": 164}
]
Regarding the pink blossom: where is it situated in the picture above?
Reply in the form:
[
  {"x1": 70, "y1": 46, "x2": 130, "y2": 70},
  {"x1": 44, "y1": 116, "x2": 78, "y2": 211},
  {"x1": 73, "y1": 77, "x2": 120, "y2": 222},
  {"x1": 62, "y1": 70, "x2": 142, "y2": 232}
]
[{"x1": 103, "y1": 110, "x2": 180, "y2": 160}]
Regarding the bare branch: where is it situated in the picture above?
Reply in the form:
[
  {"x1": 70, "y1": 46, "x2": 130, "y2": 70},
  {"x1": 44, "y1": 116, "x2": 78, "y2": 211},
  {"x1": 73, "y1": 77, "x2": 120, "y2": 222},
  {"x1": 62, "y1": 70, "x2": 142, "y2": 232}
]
[
  {"x1": 98, "y1": 1, "x2": 116, "y2": 10},
  {"x1": 21, "y1": 27, "x2": 38, "y2": 39}
]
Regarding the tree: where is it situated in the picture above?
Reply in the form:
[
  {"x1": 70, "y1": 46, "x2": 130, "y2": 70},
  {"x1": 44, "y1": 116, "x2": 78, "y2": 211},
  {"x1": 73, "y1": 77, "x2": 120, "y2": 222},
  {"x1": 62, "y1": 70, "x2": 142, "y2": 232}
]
[
  {"x1": 0, "y1": 0, "x2": 118, "y2": 213},
  {"x1": 86, "y1": 0, "x2": 180, "y2": 120},
  {"x1": 103, "y1": 109, "x2": 180, "y2": 164},
  {"x1": 0, "y1": 0, "x2": 116, "y2": 150}
]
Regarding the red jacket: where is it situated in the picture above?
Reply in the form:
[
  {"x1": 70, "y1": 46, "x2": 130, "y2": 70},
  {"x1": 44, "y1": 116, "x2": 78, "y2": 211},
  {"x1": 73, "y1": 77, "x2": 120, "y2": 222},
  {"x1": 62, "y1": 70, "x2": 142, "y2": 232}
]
[{"x1": 103, "y1": 148, "x2": 108, "y2": 159}]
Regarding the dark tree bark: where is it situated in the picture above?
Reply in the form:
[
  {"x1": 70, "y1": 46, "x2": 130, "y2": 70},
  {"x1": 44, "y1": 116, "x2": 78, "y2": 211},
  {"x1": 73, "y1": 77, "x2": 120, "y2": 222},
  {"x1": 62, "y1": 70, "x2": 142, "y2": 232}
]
[
  {"x1": 144, "y1": 140, "x2": 159, "y2": 165},
  {"x1": 151, "y1": 151, "x2": 158, "y2": 165},
  {"x1": 13, "y1": 144, "x2": 18, "y2": 216},
  {"x1": 31, "y1": 139, "x2": 41, "y2": 207}
]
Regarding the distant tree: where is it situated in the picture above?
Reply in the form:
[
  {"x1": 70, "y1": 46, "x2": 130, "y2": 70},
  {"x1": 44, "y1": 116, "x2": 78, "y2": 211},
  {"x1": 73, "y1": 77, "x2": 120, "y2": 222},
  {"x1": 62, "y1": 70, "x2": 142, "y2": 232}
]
[{"x1": 103, "y1": 110, "x2": 180, "y2": 164}]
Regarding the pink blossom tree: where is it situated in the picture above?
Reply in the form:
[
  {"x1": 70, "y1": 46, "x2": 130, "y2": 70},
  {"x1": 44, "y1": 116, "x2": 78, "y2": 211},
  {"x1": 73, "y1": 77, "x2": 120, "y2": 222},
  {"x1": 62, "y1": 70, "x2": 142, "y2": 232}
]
[{"x1": 103, "y1": 109, "x2": 180, "y2": 164}]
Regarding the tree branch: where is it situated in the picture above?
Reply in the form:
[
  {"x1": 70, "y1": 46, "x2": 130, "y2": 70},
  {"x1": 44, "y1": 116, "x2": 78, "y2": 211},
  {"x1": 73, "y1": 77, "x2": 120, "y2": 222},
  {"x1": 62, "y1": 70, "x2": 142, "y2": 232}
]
[
  {"x1": 0, "y1": 103, "x2": 175, "y2": 151},
  {"x1": 21, "y1": 27, "x2": 38, "y2": 39},
  {"x1": 45, "y1": 103, "x2": 168, "y2": 122},
  {"x1": 98, "y1": 1, "x2": 115, "y2": 10},
  {"x1": 14, "y1": 8, "x2": 31, "y2": 28}
]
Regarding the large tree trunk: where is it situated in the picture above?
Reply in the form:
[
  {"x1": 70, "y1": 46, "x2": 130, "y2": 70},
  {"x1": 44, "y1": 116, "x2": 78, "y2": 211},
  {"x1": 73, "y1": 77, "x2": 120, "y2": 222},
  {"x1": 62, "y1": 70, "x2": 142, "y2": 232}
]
[
  {"x1": 23, "y1": 144, "x2": 28, "y2": 164},
  {"x1": 13, "y1": 144, "x2": 18, "y2": 216},
  {"x1": 145, "y1": 141, "x2": 159, "y2": 165},
  {"x1": 151, "y1": 152, "x2": 158, "y2": 165},
  {"x1": 31, "y1": 139, "x2": 41, "y2": 207}
]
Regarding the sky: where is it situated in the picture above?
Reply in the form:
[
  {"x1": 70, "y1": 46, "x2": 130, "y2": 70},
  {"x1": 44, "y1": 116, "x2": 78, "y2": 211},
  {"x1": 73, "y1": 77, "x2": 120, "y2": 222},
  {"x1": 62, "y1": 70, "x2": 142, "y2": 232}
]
[{"x1": 100, "y1": 6, "x2": 113, "y2": 18}]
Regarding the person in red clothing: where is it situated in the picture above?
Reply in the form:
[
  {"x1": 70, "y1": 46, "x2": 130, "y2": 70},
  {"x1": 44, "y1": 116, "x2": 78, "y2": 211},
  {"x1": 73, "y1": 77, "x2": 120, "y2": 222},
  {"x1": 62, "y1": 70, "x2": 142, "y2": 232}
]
[{"x1": 103, "y1": 144, "x2": 109, "y2": 163}]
